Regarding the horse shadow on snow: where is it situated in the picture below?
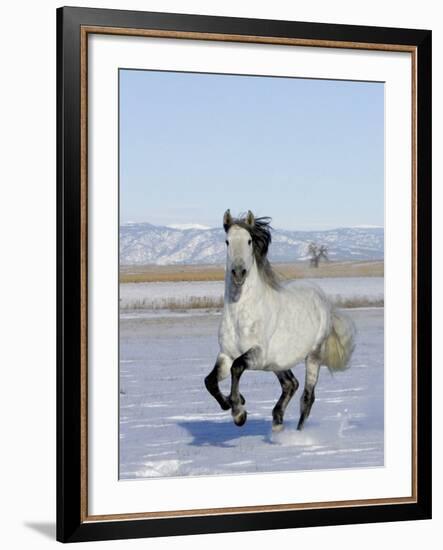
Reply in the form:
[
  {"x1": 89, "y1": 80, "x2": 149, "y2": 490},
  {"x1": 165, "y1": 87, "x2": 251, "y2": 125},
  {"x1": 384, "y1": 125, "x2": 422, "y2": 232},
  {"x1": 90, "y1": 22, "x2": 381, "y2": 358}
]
[{"x1": 177, "y1": 417, "x2": 271, "y2": 448}]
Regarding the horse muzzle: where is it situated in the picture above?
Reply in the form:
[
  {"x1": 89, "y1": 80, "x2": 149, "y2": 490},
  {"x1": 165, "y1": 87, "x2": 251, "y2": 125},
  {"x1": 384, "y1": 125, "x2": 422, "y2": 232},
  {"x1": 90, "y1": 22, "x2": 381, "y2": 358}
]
[{"x1": 231, "y1": 266, "x2": 247, "y2": 286}]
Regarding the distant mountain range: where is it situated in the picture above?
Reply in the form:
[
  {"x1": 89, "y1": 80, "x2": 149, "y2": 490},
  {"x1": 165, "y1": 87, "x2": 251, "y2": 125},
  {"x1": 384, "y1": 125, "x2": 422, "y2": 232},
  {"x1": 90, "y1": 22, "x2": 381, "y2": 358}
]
[{"x1": 120, "y1": 222, "x2": 384, "y2": 266}]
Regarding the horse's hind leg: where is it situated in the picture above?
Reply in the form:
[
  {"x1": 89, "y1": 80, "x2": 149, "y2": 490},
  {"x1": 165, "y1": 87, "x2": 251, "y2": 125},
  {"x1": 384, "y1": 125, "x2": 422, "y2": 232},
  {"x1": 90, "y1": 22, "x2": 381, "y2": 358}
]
[
  {"x1": 272, "y1": 370, "x2": 299, "y2": 432},
  {"x1": 297, "y1": 353, "x2": 320, "y2": 430}
]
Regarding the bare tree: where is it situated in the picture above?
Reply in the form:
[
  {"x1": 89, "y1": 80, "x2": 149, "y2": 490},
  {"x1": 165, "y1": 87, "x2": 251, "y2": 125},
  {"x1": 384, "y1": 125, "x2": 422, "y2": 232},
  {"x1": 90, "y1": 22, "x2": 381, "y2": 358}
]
[
  {"x1": 308, "y1": 243, "x2": 329, "y2": 268},
  {"x1": 318, "y1": 245, "x2": 329, "y2": 262},
  {"x1": 308, "y1": 243, "x2": 319, "y2": 267}
]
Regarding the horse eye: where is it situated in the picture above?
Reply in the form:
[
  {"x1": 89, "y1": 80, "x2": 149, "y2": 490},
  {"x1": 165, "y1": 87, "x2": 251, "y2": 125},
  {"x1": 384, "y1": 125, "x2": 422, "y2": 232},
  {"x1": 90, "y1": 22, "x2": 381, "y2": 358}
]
[
  {"x1": 248, "y1": 239, "x2": 252, "y2": 245},
  {"x1": 225, "y1": 240, "x2": 229, "y2": 246}
]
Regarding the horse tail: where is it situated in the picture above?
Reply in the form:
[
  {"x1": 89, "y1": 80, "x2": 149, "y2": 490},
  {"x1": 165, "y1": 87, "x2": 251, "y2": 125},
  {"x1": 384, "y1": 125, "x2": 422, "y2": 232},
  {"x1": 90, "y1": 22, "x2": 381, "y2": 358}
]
[{"x1": 321, "y1": 309, "x2": 356, "y2": 372}]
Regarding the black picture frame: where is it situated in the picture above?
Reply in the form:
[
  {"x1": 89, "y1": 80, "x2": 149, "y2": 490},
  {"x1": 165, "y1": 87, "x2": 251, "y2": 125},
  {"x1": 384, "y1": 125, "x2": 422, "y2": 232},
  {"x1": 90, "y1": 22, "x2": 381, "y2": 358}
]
[{"x1": 57, "y1": 6, "x2": 432, "y2": 543}]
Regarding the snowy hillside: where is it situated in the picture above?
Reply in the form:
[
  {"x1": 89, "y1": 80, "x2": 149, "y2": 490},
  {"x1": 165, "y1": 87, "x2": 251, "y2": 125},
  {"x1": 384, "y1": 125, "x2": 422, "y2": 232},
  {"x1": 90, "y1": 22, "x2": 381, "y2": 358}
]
[{"x1": 120, "y1": 222, "x2": 384, "y2": 265}]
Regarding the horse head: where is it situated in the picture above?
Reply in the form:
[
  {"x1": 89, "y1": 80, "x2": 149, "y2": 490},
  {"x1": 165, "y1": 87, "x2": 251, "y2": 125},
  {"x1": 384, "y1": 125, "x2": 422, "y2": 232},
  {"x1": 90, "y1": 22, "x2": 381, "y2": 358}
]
[{"x1": 223, "y1": 209, "x2": 255, "y2": 287}]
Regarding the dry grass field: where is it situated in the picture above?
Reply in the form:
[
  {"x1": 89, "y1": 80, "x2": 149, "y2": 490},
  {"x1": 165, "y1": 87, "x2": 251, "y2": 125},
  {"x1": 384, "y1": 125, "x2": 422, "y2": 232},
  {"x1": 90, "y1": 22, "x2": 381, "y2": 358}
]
[{"x1": 120, "y1": 260, "x2": 384, "y2": 284}]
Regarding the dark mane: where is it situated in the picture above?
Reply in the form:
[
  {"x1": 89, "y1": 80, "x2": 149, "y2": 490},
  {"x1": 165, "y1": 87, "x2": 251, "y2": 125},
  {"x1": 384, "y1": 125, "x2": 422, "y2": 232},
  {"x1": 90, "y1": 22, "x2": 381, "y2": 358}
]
[{"x1": 231, "y1": 215, "x2": 281, "y2": 290}]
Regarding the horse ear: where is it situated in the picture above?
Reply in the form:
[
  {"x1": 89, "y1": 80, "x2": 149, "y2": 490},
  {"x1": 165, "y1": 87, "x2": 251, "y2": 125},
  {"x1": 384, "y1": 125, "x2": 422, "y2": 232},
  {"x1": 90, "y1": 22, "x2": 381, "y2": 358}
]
[
  {"x1": 246, "y1": 210, "x2": 255, "y2": 227},
  {"x1": 223, "y1": 209, "x2": 232, "y2": 232}
]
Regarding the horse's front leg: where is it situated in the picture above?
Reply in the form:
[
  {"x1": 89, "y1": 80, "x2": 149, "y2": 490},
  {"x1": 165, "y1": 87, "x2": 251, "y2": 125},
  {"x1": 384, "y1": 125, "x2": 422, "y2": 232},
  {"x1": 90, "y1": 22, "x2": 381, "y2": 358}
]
[
  {"x1": 229, "y1": 347, "x2": 262, "y2": 427},
  {"x1": 204, "y1": 353, "x2": 233, "y2": 410}
]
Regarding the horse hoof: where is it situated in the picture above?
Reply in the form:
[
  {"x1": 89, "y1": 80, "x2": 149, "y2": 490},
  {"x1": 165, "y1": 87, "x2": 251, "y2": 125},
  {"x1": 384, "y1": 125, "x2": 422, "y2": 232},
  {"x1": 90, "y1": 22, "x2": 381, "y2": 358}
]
[
  {"x1": 272, "y1": 423, "x2": 284, "y2": 433},
  {"x1": 233, "y1": 410, "x2": 247, "y2": 427}
]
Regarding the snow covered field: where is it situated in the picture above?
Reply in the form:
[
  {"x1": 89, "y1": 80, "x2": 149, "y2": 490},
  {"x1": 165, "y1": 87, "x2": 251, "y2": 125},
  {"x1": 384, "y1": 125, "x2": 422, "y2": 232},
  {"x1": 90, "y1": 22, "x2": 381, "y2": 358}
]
[
  {"x1": 119, "y1": 308, "x2": 384, "y2": 480},
  {"x1": 120, "y1": 276, "x2": 384, "y2": 310}
]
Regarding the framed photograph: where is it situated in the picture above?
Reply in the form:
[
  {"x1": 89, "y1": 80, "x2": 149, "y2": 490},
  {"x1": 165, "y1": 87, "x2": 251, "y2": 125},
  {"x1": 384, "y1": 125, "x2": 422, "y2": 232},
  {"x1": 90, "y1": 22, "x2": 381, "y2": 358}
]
[{"x1": 57, "y1": 6, "x2": 432, "y2": 543}]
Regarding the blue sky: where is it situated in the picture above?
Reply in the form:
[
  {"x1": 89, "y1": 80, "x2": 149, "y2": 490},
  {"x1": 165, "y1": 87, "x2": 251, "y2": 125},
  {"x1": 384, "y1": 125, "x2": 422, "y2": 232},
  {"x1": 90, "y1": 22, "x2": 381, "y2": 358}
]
[{"x1": 119, "y1": 69, "x2": 384, "y2": 230}]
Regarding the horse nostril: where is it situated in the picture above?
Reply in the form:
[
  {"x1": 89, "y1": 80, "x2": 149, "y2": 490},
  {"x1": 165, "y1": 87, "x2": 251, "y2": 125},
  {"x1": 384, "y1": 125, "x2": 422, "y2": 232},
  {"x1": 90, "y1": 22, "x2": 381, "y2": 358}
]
[{"x1": 231, "y1": 267, "x2": 246, "y2": 280}]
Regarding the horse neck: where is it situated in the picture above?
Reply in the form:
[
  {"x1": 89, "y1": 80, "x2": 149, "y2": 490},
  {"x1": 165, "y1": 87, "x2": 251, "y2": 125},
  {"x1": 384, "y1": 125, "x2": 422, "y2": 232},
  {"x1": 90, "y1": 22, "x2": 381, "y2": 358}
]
[{"x1": 224, "y1": 260, "x2": 265, "y2": 304}]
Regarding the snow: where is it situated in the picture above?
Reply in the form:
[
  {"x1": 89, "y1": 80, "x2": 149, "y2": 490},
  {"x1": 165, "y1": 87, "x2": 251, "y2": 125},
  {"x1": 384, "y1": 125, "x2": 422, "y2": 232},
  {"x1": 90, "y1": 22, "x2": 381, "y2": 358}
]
[
  {"x1": 119, "y1": 308, "x2": 384, "y2": 480},
  {"x1": 167, "y1": 223, "x2": 212, "y2": 230},
  {"x1": 119, "y1": 277, "x2": 384, "y2": 310}
]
